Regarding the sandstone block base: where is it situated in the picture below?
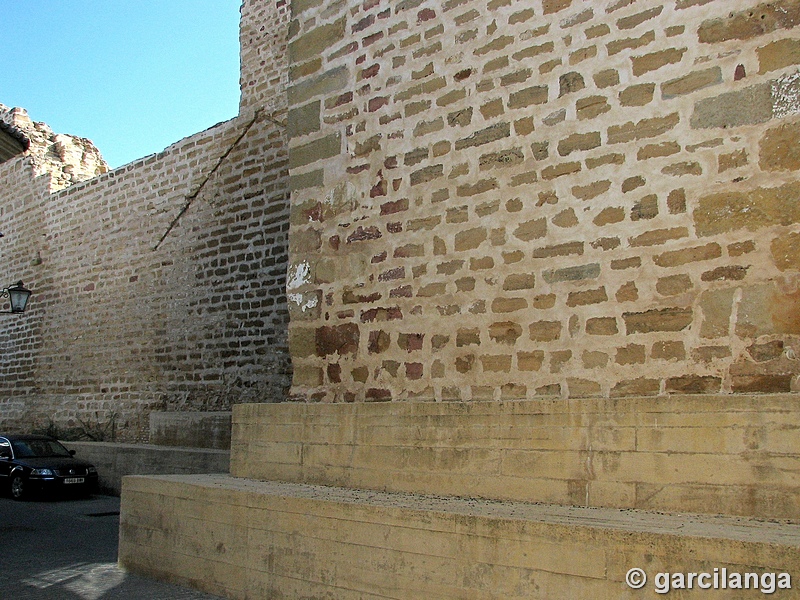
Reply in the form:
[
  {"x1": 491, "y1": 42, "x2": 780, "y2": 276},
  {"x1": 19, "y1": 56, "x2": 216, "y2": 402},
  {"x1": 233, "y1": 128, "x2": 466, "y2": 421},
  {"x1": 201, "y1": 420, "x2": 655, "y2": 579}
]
[
  {"x1": 232, "y1": 395, "x2": 800, "y2": 520},
  {"x1": 120, "y1": 474, "x2": 800, "y2": 600}
]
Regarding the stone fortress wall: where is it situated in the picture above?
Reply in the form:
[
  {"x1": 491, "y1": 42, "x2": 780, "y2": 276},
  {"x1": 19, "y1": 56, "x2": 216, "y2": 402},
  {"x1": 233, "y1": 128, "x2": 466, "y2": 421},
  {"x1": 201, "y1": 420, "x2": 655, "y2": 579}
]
[
  {"x1": 286, "y1": 0, "x2": 800, "y2": 403},
  {"x1": 116, "y1": 1, "x2": 800, "y2": 596},
  {"x1": 2, "y1": 0, "x2": 800, "y2": 443},
  {"x1": 0, "y1": 0, "x2": 292, "y2": 442}
]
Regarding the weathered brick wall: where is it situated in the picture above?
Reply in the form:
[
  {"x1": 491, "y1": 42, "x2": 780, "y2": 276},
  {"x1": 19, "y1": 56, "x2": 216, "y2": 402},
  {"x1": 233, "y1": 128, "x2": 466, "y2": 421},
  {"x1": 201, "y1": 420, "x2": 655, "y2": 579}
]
[
  {"x1": 0, "y1": 113, "x2": 291, "y2": 441},
  {"x1": 0, "y1": 157, "x2": 50, "y2": 424},
  {"x1": 240, "y1": 0, "x2": 291, "y2": 113},
  {"x1": 286, "y1": 0, "x2": 800, "y2": 402},
  {"x1": 0, "y1": 2, "x2": 292, "y2": 441}
]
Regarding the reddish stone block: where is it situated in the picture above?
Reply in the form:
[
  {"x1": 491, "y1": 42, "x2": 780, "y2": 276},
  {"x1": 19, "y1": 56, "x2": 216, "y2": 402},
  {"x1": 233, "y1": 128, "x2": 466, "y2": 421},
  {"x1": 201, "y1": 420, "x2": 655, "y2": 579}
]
[
  {"x1": 732, "y1": 374, "x2": 793, "y2": 393},
  {"x1": 666, "y1": 375, "x2": 721, "y2": 394},
  {"x1": 353, "y1": 14, "x2": 375, "y2": 33},
  {"x1": 378, "y1": 267, "x2": 405, "y2": 281},
  {"x1": 347, "y1": 225, "x2": 383, "y2": 243},
  {"x1": 363, "y1": 31, "x2": 384, "y2": 46},
  {"x1": 327, "y1": 363, "x2": 342, "y2": 383},
  {"x1": 747, "y1": 340, "x2": 785, "y2": 362},
  {"x1": 405, "y1": 362, "x2": 424, "y2": 379},
  {"x1": 360, "y1": 306, "x2": 403, "y2": 323},
  {"x1": 368, "y1": 96, "x2": 389, "y2": 112},
  {"x1": 315, "y1": 324, "x2": 360, "y2": 357},
  {"x1": 366, "y1": 388, "x2": 392, "y2": 401},
  {"x1": 417, "y1": 7, "x2": 436, "y2": 21}
]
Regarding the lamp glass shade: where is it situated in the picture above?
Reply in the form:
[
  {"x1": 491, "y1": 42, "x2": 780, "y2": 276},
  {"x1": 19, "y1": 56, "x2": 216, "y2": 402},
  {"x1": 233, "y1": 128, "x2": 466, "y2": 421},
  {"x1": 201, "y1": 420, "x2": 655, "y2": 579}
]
[{"x1": 7, "y1": 281, "x2": 31, "y2": 313}]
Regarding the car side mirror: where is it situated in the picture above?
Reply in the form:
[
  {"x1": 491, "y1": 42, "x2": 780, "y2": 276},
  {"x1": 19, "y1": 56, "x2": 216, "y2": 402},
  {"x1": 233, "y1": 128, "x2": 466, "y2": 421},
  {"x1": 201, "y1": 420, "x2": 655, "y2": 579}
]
[{"x1": 69, "y1": 450, "x2": 76, "y2": 456}]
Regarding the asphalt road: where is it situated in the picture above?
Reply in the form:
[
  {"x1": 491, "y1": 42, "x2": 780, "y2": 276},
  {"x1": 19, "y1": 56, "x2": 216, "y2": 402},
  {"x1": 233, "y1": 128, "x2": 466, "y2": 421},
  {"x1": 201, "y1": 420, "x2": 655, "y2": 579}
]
[{"x1": 0, "y1": 493, "x2": 224, "y2": 600}]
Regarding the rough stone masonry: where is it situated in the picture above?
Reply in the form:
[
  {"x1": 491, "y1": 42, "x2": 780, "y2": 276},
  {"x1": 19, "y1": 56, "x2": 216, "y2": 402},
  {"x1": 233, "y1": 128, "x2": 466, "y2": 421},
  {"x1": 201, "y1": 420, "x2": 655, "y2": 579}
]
[
  {"x1": 286, "y1": 0, "x2": 800, "y2": 403},
  {"x1": 0, "y1": 0, "x2": 292, "y2": 441},
  {"x1": 116, "y1": 3, "x2": 800, "y2": 596},
  {"x1": 3, "y1": 0, "x2": 800, "y2": 442}
]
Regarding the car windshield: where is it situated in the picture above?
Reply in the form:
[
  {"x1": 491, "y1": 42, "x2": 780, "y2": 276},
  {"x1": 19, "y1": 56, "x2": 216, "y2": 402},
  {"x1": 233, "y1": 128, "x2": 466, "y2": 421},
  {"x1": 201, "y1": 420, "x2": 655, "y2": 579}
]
[{"x1": 12, "y1": 439, "x2": 72, "y2": 458}]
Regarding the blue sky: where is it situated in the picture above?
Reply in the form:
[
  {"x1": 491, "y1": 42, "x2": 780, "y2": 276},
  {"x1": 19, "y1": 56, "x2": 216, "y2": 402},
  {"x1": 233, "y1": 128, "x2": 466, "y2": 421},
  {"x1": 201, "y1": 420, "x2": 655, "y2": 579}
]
[{"x1": 1, "y1": 1, "x2": 242, "y2": 168}]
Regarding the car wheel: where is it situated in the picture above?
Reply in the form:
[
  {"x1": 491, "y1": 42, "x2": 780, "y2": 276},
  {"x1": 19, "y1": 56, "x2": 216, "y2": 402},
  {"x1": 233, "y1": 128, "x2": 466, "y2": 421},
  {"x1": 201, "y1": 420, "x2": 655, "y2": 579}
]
[{"x1": 10, "y1": 474, "x2": 26, "y2": 500}]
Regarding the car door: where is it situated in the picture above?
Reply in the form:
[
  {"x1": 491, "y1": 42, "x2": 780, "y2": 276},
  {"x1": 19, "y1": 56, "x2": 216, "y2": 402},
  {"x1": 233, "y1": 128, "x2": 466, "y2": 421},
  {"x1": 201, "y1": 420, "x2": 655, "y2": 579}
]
[{"x1": 0, "y1": 437, "x2": 13, "y2": 484}]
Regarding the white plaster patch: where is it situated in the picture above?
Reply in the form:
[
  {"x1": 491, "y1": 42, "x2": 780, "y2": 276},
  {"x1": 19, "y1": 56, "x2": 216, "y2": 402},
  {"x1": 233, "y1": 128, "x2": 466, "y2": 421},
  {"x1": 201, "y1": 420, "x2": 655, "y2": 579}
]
[
  {"x1": 287, "y1": 260, "x2": 311, "y2": 291},
  {"x1": 772, "y1": 71, "x2": 800, "y2": 119},
  {"x1": 323, "y1": 180, "x2": 359, "y2": 210},
  {"x1": 288, "y1": 292, "x2": 318, "y2": 312}
]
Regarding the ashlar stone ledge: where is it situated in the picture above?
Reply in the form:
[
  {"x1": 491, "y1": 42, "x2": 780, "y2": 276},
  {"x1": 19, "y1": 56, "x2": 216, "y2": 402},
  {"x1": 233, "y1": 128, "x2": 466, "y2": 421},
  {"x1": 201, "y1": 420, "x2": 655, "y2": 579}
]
[
  {"x1": 231, "y1": 394, "x2": 800, "y2": 520},
  {"x1": 120, "y1": 474, "x2": 800, "y2": 600}
]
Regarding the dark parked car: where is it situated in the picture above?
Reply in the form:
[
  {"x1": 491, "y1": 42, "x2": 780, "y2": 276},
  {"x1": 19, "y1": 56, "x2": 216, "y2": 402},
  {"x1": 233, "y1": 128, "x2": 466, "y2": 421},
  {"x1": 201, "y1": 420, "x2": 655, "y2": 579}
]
[{"x1": 0, "y1": 434, "x2": 98, "y2": 500}]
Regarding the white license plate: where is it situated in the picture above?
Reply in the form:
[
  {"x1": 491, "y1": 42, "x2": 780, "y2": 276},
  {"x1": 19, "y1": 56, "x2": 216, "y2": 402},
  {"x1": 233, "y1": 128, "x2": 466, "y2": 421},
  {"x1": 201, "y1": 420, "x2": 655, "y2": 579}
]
[{"x1": 63, "y1": 477, "x2": 84, "y2": 484}]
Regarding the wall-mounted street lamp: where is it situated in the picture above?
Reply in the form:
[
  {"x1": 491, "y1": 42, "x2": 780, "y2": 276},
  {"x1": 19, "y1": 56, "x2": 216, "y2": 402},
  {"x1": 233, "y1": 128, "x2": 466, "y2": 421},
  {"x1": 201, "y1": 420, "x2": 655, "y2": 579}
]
[{"x1": 1, "y1": 281, "x2": 31, "y2": 314}]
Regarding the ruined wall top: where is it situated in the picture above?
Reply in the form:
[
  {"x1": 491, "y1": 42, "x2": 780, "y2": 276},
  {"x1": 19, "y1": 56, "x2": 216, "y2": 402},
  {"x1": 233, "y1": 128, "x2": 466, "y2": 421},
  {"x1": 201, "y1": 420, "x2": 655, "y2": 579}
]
[{"x1": 0, "y1": 104, "x2": 108, "y2": 191}]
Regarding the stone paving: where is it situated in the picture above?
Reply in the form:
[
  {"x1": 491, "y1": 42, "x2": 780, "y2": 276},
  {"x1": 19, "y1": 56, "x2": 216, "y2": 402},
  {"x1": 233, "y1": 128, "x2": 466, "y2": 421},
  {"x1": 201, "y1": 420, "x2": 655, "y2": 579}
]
[{"x1": 0, "y1": 494, "x2": 223, "y2": 600}]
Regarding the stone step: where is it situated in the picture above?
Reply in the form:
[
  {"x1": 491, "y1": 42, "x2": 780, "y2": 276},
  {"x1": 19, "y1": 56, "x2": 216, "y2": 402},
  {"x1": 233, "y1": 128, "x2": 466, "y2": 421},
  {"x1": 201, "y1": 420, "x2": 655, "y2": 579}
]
[
  {"x1": 120, "y1": 474, "x2": 800, "y2": 599},
  {"x1": 231, "y1": 394, "x2": 800, "y2": 520}
]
